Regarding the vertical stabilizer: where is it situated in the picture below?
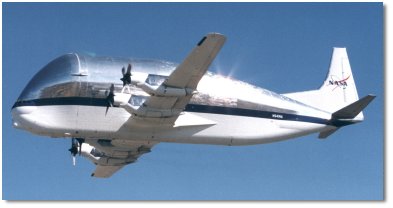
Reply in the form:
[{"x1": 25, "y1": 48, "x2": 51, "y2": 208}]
[
  {"x1": 284, "y1": 48, "x2": 362, "y2": 118},
  {"x1": 283, "y1": 47, "x2": 374, "y2": 139},
  {"x1": 319, "y1": 48, "x2": 359, "y2": 107}
]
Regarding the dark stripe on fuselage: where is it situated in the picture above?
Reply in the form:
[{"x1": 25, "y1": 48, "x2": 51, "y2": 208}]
[
  {"x1": 184, "y1": 104, "x2": 329, "y2": 125},
  {"x1": 13, "y1": 97, "x2": 108, "y2": 108},
  {"x1": 12, "y1": 97, "x2": 331, "y2": 125}
]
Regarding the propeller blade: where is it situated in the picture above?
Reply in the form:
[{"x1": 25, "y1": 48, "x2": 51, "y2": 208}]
[
  {"x1": 69, "y1": 138, "x2": 78, "y2": 166},
  {"x1": 110, "y1": 83, "x2": 115, "y2": 93},
  {"x1": 120, "y1": 64, "x2": 132, "y2": 87},
  {"x1": 68, "y1": 138, "x2": 77, "y2": 156},
  {"x1": 105, "y1": 84, "x2": 115, "y2": 115},
  {"x1": 77, "y1": 138, "x2": 84, "y2": 156},
  {"x1": 126, "y1": 63, "x2": 132, "y2": 75},
  {"x1": 121, "y1": 66, "x2": 125, "y2": 75},
  {"x1": 105, "y1": 106, "x2": 110, "y2": 115}
]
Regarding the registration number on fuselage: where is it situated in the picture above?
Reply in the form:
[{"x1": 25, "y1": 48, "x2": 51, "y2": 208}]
[{"x1": 272, "y1": 114, "x2": 284, "y2": 119}]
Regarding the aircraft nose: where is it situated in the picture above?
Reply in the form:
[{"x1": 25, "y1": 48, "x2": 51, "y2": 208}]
[
  {"x1": 13, "y1": 106, "x2": 37, "y2": 114},
  {"x1": 11, "y1": 106, "x2": 37, "y2": 129}
]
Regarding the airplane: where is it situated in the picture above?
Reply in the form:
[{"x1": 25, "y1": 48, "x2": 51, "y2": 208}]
[{"x1": 11, "y1": 33, "x2": 375, "y2": 178}]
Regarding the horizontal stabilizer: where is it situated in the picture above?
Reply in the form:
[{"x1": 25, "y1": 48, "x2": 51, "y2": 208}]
[
  {"x1": 318, "y1": 128, "x2": 339, "y2": 139},
  {"x1": 318, "y1": 94, "x2": 375, "y2": 139},
  {"x1": 332, "y1": 95, "x2": 376, "y2": 119}
]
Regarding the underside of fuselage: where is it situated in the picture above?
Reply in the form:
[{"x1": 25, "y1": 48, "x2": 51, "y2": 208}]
[{"x1": 12, "y1": 103, "x2": 329, "y2": 146}]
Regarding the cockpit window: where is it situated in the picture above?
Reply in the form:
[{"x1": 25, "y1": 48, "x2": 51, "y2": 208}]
[
  {"x1": 18, "y1": 54, "x2": 79, "y2": 101},
  {"x1": 16, "y1": 53, "x2": 178, "y2": 102}
]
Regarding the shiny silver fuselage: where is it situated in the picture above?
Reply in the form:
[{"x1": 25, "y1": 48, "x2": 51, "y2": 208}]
[{"x1": 12, "y1": 54, "x2": 330, "y2": 145}]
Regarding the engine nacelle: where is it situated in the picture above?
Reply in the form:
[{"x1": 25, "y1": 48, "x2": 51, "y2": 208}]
[
  {"x1": 122, "y1": 103, "x2": 182, "y2": 118},
  {"x1": 79, "y1": 143, "x2": 136, "y2": 166},
  {"x1": 80, "y1": 143, "x2": 102, "y2": 163},
  {"x1": 113, "y1": 92, "x2": 131, "y2": 106},
  {"x1": 138, "y1": 82, "x2": 194, "y2": 97}
]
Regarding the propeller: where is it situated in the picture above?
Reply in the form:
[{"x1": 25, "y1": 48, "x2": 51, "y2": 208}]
[
  {"x1": 120, "y1": 63, "x2": 132, "y2": 87},
  {"x1": 105, "y1": 84, "x2": 115, "y2": 115},
  {"x1": 68, "y1": 138, "x2": 85, "y2": 166}
]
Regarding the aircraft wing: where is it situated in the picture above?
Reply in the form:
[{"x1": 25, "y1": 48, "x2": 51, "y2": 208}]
[
  {"x1": 82, "y1": 139, "x2": 158, "y2": 178},
  {"x1": 93, "y1": 165, "x2": 124, "y2": 178},
  {"x1": 164, "y1": 33, "x2": 226, "y2": 89},
  {"x1": 125, "y1": 33, "x2": 226, "y2": 125}
]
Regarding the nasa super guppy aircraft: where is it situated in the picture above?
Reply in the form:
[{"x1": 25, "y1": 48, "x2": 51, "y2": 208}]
[{"x1": 12, "y1": 33, "x2": 375, "y2": 178}]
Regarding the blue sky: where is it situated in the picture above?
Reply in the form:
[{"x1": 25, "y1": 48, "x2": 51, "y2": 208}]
[{"x1": 2, "y1": 2, "x2": 383, "y2": 200}]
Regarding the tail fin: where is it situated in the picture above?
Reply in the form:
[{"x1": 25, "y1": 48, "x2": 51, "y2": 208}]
[
  {"x1": 284, "y1": 48, "x2": 376, "y2": 139},
  {"x1": 319, "y1": 48, "x2": 360, "y2": 111},
  {"x1": 284, "y1": 48, "x2": 361, "y2": 115}
]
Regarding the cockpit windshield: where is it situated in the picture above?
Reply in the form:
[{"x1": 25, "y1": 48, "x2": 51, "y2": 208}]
[
  {"x1": 17, "y1": 53, "x2": 178, "y2": 102},
  {"x1": 18, "y1": 54, "x2": 80, "y2": 101}
]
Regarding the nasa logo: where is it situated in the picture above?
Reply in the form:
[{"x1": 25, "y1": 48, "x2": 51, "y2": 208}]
[{"x1": 328, "y1": 75, "x2": 351, "y2": 90}]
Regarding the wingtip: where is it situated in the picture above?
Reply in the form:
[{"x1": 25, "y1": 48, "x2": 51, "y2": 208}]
[
  {"x1": 207, "y1": 32, "x2": 224, "y2": 36},
  {"x1": 196, "y1": 33, "x2": 226, "y2": 47},
  {"x1": 207, "y1": 32, "x2": 226, "y2": 39}
]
